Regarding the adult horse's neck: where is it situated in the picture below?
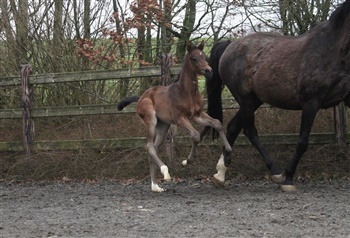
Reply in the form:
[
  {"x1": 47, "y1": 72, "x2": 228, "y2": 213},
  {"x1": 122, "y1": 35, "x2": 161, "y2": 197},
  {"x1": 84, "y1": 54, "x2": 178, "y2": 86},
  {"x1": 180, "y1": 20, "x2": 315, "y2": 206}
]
[{"x1": 177, "y1": 57, "x2": 199, "y2": 95}]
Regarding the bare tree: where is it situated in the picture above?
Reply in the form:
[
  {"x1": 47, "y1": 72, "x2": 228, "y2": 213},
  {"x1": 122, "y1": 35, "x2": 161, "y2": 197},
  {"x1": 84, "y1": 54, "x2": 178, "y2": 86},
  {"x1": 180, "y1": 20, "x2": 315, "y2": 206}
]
[
  {"x1": 279, "y1": 0, "x2": 331, "y2": 35},
  {"x1": 53, "y1": 0, "x2": 63, "y2": 72},
  {"x1": 0, "y1": 0, "x2": 29, "y2": 71},
  {"x1": 238, "y1": 0, "x2": 333, "y2": 36},
  {"x1": 158, "y1": 0, "x2": 173, "y2": 54},
  {"x1": 175, "y1": 0, "x2": 196, "y2": 59},
  {"x1": 0, "y1": 0, "x2": 17, "y2": 73}
]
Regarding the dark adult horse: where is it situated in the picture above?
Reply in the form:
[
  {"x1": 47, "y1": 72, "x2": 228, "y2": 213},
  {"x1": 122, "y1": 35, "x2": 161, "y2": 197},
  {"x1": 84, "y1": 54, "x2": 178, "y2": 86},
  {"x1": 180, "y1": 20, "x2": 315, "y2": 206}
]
[{"x1": 205, "y1": 1, "x2": 350, "y2": 191}]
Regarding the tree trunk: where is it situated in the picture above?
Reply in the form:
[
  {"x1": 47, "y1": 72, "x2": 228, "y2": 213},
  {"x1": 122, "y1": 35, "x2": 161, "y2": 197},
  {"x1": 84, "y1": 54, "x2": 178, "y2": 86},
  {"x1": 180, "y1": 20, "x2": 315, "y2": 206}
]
[
  {"x1": 160, "y1": 0, "x2": 172, "y2": 54},
  {"x1": 9, "y1": 0, "x2": 29, "y2": 64},
  {"x1": 176, "y1": 0, "x2": 196, "y2": 61},
  {"x1": 83, "y1": 0, "x2": 91, "y2": 70},
  {"x1": 73, "y1": 0, "x2": 81, "y2": 39},
  {"x1": 279, "y1": 0, "x2": 290, "y2": 35},
  {"x1": 113, "y1": 0, "x2": 129, "y2": 99},
  {"x1": 0, "y1": 0, "x2": 17, "y2": 72},
  {"x1": 136, "y1": 0, "x2": 152, "y2": 94},
  {"x1": 53, "y1": 0, "x2": 63, "y2": 72}
]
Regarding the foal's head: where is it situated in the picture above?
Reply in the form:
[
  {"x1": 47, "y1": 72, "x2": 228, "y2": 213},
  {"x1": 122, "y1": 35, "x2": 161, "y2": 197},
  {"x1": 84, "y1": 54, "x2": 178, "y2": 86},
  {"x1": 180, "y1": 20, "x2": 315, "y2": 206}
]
[{"x1": 185, "y1": 41, "x2": 212, "y2": 78}]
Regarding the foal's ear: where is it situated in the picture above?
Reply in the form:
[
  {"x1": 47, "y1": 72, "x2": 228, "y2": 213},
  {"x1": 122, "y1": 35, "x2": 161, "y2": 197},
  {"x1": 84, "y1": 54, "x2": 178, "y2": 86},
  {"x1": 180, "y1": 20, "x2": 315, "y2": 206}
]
[{"x1": 198, "y1": 40, "x2": 205, "y2": 51}]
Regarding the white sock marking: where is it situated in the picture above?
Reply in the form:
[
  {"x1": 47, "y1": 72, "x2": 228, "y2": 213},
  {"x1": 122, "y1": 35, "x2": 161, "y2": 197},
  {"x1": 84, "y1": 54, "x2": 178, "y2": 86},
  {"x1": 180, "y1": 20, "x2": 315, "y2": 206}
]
[
  {"x1": 160, "y1": 165, "x2": 171, "y2": 181},
  {"x1": 213, "y1": 154, "x2": 227, "y2": 182}
]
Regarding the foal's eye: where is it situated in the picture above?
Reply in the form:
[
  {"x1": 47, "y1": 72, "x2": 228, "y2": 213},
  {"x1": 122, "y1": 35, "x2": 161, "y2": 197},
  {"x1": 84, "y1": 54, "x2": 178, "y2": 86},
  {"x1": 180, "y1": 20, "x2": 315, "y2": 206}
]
[{"x1": 191, "y1": 57, "x2": 197, "y2": 62}]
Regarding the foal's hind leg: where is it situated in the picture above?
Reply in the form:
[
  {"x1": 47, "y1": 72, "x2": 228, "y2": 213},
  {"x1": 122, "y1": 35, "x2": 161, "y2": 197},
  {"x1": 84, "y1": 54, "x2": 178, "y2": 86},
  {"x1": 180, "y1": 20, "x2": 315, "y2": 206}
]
[
  {"x1": 148, "y1": 121, "x2": 172, "y2": 192},
  {"x1": 138, "y1": 102, "x2": 171, "y2": 192}
]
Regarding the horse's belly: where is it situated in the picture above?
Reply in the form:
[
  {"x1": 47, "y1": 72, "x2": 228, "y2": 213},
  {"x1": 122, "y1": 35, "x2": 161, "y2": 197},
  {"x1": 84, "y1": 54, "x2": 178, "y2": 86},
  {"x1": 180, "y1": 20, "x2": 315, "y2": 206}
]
[
  {"x1": 321, "y1": 77, "x2": 350, "y2": 108},
  {"x1": 155, "y1": 106, "x2": 174, "y2": 124},
  {"x1": 263, "y1": 95, "x2": 302, "y2": 110},
  {"x1": 252, "y1": 80, "x2": 302, "y2": 110}
]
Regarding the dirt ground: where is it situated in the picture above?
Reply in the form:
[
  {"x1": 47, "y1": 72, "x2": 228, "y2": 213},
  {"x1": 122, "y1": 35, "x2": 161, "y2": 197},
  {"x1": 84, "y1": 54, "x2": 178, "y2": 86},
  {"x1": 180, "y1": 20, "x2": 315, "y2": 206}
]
[{"x1": 1, "y1": 179, "x2": 349, "y2": 238}]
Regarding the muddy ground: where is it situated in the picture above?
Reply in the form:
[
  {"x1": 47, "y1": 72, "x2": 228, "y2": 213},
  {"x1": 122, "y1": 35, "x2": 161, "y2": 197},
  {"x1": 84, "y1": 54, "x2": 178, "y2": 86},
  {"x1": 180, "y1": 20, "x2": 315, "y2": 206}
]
[{"x1": 1, "y1": 179, "x2": 349, "y2": 238}]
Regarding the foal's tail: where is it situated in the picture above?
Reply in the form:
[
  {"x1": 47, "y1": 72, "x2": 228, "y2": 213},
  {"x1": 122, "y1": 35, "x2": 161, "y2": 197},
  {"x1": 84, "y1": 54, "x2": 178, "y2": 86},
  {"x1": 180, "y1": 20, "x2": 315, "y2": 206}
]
[
  {"x1": 117, "y1": 96, "x2": 140, "y2": 110},
  {"x1": 202, "y1": 40, "x2": 231, "y2": 139}
]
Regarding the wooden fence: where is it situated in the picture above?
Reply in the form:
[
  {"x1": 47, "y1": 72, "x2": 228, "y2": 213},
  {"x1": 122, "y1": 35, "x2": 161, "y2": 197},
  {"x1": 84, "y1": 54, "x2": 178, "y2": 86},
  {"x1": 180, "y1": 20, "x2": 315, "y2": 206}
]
[{"x1": 0, "y1": 65, "x2": 349, "y2": 156}]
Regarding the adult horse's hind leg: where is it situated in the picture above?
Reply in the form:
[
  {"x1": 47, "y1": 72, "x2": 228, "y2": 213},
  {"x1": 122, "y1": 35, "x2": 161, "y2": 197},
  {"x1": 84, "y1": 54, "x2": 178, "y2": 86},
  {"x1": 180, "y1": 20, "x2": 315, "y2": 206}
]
[
  {"x1": 282, "y1": 100, "x2": 319, "y2": 191},
  {"x1": 240, "y1": 97, "x2": 283, "y2": 183}
]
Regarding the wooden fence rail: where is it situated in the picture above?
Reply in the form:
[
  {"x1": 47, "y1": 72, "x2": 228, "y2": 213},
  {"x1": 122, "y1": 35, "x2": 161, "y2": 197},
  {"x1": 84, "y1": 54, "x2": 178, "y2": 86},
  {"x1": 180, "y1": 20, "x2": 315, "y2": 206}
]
[
  {"x1": 0, "y1": 98, "x2": 242, "y2": 119},
  {"x1": 0, "y1": 66, "x2": 182, "y2": 87},
  {"x1": 0, "y1": 66, "x2": 348, "y2": 154}
]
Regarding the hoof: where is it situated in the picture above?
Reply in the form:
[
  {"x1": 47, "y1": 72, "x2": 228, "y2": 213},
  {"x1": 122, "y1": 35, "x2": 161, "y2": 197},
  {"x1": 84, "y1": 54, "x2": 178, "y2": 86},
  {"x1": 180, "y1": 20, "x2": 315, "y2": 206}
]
[
  {"x1": 163, "y1": 172, "x2": 171, "y2": 181},
  {"x1": 151, "y1": 183, "x2": 166, "y2": 192},
  {"x1": 152, "y1": 188, "x2": 166, "y2": 192},
  {"x1": 212, "y1": 175, "x2": 225, "y2": 187},
  {"x1": 280, "y1": 184, "x2": 296, "y2": 192},
  {"x1": 270, "y1": 174, "x2": 285, "y2": 184},
  {"x1": 163, "y1": 175, "x2": 171, "y2": 182}
]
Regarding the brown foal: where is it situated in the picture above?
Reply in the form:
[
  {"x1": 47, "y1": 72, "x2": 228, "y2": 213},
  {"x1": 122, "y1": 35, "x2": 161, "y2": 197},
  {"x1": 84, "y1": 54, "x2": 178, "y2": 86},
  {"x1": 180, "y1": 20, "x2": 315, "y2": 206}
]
[{"x1": 118, "y1": 41, "x2": 232, "y2": 192}]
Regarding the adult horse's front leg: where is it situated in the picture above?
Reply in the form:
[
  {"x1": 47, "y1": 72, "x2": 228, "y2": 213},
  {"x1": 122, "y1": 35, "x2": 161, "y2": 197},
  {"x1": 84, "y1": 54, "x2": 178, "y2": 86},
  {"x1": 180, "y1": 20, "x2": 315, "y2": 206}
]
[
  {"x1": 211, "y1": 110, "x2": 245, "y2": 186},
  {"x1": 240, "y1": 99, "x2": 284, "y2": 184},
  {"x1": 282, "y1": 101, "x2": 319, "y2": 192}
]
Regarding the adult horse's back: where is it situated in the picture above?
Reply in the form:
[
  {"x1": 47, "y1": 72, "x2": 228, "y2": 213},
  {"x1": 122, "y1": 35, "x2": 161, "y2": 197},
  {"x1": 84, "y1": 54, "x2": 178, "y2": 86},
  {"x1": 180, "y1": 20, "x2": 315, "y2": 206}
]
[{"x1": 206, "y1": 0, "x2": 350, "y2": 191}]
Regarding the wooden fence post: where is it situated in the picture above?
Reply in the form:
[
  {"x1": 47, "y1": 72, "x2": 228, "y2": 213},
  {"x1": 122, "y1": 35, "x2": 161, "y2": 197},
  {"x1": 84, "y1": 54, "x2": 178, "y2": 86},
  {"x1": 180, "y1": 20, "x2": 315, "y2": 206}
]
[
  {"x1": 160, "y1": 54, "x2": 177, "y2": 160},
  {"x1": 334, "y1": 102, "x2": 347, "y2": 159},
  {"x1": 160, "y1": 53, "x2": 175, "y2": 86},
  {"x1": 21, "y1": 64, "x2": 34, "y2": 158}
]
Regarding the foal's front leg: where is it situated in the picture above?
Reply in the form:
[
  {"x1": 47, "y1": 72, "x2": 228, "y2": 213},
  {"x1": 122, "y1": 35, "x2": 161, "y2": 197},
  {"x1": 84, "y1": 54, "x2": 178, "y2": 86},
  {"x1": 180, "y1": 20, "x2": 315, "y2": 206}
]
[
  {"x1": 194, "y1": 112, "x2": 233, "y2": 186},
  {"x1": 177, "y1": 117, "x2": 201, "y2": 166},
  {"x1": 194, "y1": 112, "x2": 232, "y2": 155}
]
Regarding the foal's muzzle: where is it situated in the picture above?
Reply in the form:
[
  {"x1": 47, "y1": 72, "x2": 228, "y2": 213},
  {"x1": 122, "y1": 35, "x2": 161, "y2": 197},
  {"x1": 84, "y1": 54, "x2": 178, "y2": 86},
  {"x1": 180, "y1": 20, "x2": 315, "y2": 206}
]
[{"x1": 203, "y1": 68, "x2": 213, "y2": 78}]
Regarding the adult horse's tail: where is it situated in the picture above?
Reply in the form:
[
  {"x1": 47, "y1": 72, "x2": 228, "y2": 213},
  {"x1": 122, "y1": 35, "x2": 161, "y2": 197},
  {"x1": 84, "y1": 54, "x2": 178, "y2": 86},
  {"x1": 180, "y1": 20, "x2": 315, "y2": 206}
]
[
  {"x1": 117, "y1": 96, "x2": 139, "y2": 110},
  {"x1": 202, "y1": 40, "x2": 231, "y2": 139}
]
